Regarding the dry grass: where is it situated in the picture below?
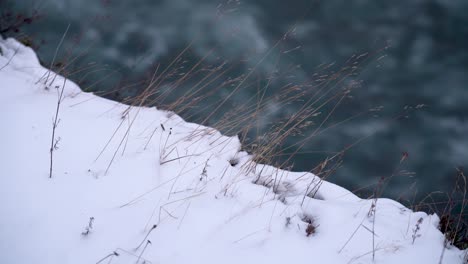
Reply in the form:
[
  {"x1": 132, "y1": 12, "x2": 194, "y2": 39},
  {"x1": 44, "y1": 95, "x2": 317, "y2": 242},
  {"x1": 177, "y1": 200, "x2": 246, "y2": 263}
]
[
  {"x1": 416, "y1": 168, "x2": 467, "y2": 250},
  {"x1": 5, "y1": 1, "x2": 467, "y2": 256}
]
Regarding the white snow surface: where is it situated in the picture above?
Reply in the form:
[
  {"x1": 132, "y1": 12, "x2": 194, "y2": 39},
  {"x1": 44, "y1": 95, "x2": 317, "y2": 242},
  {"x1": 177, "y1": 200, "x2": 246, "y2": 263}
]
[{"x1": 0, "y1": 37, "x2": 465, "y2": 264}]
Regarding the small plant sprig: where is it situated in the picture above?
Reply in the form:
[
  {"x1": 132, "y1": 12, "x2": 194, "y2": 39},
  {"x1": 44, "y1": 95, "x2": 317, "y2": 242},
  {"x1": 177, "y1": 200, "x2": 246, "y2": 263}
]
[
  {"x1": 81, "y1": 217, "x2": 95, "y2": 236},
  {"x1": 135, "y1": 224, "x2": 157, "y2": 251},
  {"x1": 200, "y1": 158, "x2": 210, "y2": 181},
  {"x1": 301, "y1": 214, "x2": 317, "y2": 237},
  {"x1": 306, "y1": 222, "x2": 316, "y2": 237},
  {"x1": 366, "y1": 152, "x2": 409, "y2": 260},
  {"x1": 48, "y1": 80, "x2": 66, "y2": 178},
  {"x1": 412, "y1": 217, "x2": 423, "y2": 244},
  {"x1": 46, "y1": 24, "x2": 71, "y2": 178}
]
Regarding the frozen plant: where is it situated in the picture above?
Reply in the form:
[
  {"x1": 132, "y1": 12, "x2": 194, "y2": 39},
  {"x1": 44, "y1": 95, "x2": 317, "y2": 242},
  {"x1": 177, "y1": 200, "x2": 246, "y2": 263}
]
[
  {"x1": 412, "y1": 217, "x2": 423, "y2": 244},
  {"x1": 81, "y1": 217, "x2": 95, "y2": 236}
]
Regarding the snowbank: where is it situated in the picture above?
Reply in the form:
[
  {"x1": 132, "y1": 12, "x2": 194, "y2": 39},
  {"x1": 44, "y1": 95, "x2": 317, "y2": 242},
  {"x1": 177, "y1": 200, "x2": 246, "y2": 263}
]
[{"x1": 0, "y1": 37, "x2": 465, "y2": 263}]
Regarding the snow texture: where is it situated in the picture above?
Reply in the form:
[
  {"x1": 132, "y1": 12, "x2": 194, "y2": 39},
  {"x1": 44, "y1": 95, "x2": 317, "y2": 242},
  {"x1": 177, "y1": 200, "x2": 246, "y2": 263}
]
[{"x1": 0, "y1": 37, "x2": 465, "y2": 264}]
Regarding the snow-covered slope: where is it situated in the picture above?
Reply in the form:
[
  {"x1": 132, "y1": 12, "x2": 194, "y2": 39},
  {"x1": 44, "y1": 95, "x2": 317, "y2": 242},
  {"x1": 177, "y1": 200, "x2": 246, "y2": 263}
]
[{"x1": 0, "y1": 37, "x2": 465, "y2": 264}]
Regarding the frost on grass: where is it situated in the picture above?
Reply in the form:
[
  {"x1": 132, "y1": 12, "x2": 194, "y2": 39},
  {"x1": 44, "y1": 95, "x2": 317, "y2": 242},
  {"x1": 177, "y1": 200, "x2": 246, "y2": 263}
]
[{"x1": 0, "y1": 37, "x2": 466, "y2": 264}]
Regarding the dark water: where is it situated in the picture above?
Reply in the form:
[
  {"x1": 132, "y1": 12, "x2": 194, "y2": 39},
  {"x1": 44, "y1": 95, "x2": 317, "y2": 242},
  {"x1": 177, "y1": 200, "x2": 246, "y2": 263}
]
[{"x1": 3, "y1": 0, "x2": 468, "y2": 202}]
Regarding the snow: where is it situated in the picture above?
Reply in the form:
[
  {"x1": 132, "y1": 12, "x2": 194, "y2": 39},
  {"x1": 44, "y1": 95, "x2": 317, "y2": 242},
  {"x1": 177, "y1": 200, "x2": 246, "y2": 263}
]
[{"x1": 0, "y1": 37, "x2": 465, "y2": 264}]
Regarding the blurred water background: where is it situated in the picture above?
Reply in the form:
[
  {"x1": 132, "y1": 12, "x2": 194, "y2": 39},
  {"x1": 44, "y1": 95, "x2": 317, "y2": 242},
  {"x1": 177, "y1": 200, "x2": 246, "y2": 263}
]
[{"x1": 2, "y1": 0, "x2": 468, "y2": 203}]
